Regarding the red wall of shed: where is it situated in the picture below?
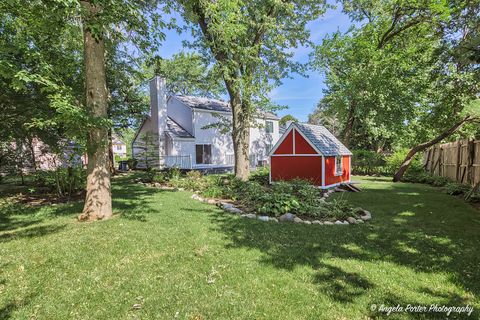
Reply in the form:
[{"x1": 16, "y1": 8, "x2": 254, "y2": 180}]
[
  {"x1": 294, "y1": 130, "x2": 317, "y2": 154},
  {"x1": 273, "y1": 130, "x2": 293, "y2": 154},
  {"x1": 324, "y1": 156, "x2": 350, "y2": 186},
  {"x1": 271, "y1": 156, "x2": 323, "y2": 185}
]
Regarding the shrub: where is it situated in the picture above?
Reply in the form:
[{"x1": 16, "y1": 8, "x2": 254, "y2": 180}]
[
  {"x1": 165, "y1": 167, "x2": 182, "y2": 180},
  {"x1": 444, "y1": 182, "x2": 470, "y2": 195},
  {"x1": 32, "y1": 167, "x2": 86, "y2": 197},
  {"x1": 352, "y1": 150, "x2": 386, "y2": 175},
  {"x1": 152, "y1": 172, "x2": 166, "y2": 184},
  {"x1": 249, "y1": 167, "x2": 270, "y2": 185},
  {"x1": 257, "y1": 193, "x2": 300, "y2": 216},
  {"x1": 386, "y1": 149, "x2": 424, "y2": 179}
]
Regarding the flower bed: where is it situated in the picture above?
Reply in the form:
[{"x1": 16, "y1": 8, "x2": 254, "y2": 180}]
[{"x1": 140, "y1": 168, "x2": 372, "y2": 225}]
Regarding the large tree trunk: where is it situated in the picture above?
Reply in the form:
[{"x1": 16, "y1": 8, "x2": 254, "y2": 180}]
[
  {"x1": 78, "y1": 1, "x2": 112, "y2": 221},
  {"x1": 229, "y1": 88, "x2": 250, "y2": 181},
  {"x1": 108, "y1": 128, "x2": 116, "y2": 176},
  {"x1": 393, "y1": 116, "x2": 476, "y2": 182}
]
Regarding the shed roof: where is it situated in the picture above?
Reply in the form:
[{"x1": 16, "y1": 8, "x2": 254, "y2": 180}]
[{"x1": 294, "y1": 123, "x2": 352, "y2": 156}]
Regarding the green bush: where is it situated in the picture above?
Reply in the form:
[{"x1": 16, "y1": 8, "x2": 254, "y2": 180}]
[
  {"x1": 444, "y1": 182, "x2": 470, "y2": 195},
  {"x1": 152, "y1": 172, "x2": 166, "y2": 184},
  {"x1": 165, "y1": 167, "x2": 182, "y2": 180},
  {"x1": 352, "y1": 150, "x2": 386, "y2": 175},
  {"x1": 32, "y1": 167, "x2": 86, "y2": 197},
  {"x1": 249, "y1": 167, "x2": 270, "y2": 185},
  {"x1": 386, "y1": 149, "x2": 424, "y2": 181}
]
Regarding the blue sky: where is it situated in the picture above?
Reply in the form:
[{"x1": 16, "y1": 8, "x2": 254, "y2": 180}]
[{"x1": 158, "y1": 5, "x2": 353, "y2": 122}]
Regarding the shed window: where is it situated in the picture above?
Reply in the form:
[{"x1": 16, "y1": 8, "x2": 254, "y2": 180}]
[
  {"x1": 265, "y1": 121, "x2": 274, "y2": 134},
  {"x1": 196, "y1": 144, "x2": 212, "y2": 164},
  {"x1": 335, "y1": 156, "x2": 343, "y2": 175}
]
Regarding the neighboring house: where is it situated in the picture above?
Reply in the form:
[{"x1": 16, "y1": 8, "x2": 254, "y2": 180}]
[
  {"x1": 132, "y1": 76, "x2": 280, "y2": 170},
  {"x1": 269, "y1": 122, "x2": 352, "y2": 188},
  {"x1": 112, "y1": 136, "x2": 127, "y2": 159}
]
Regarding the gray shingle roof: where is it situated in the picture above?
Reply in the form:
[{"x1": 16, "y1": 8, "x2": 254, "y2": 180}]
[
  {"x1": 294, "y1": 123, "x2": 352, "y2": 156},
  {"x1": 173, "y1": 95, "x2": 279, "y2": 120},
  {"x1": 166, "y1": 117, "x2": 194, "y2": 139}
]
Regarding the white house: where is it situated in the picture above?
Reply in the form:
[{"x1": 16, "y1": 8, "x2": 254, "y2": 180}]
[
  {"x1": 132, "y1": 76, "x2": 280, "y2": 170},
  {"x1": 112, "y1": 136, "x2": 127, "y2": 159}
]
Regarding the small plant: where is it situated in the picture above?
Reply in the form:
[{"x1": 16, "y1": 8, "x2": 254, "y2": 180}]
[
  {"x1": 444, "y1": 182, "x2": 471, "y2": 195},
  {"x1": 257, "y1": 193, "x2": 300, "y2": 216},
  {"x1": 165, "y1": 167, "x2": 182, "y2": 180},
  {"x1": 152, "y1": 172, "x2": 166, "y2": 184}
]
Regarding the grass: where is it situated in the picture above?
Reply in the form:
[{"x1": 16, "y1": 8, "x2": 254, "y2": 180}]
[{"x1": 0, "y1": 175, "x2": 479, "y2": 319}]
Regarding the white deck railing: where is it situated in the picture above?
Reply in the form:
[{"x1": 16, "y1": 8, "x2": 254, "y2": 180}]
[{"x1": 161, "y1": 155, "x2": 192, "y2": 169}]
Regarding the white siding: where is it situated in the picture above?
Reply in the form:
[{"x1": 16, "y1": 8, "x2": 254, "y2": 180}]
[{"x1": 167, "y1": 97, "x2": 194, "y2": 135}]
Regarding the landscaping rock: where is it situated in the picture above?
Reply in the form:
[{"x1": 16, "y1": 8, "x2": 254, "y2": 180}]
[
  {"x1": 359, "y1": 210, "x2": 372, "y2": 221},
  {"x1": 206, "y1": 199, "x2": 217, "y2": 205},
  {"x1": 219, "y1": 202, "x2": 234, "y2": 209},
  {"x1": 322, "y1": 193, "x2": 329, "y2": 198},
  {"x1": 303, "y1": 220, "x2": 312, "y2": 225},
  {"x1": 347, "y1": 217, "x2": 357, "y2": 224},
  {"x1": 278, "y1": 213, "x2": 295, "y2": 222},
  {"x1": 324, "y1": 221, "x2": 334, "y2": 225},
  {"x1": 243, "y1": 213, "x2": 256, "y2": 219},
  {"x1": 270, "y1": 218, "x2": 279, "y2": 223},
  {"x1": 312, "y1": 220, "x2": 322, "y2": 225},
  {"x1": 342, "y1": 221, "x2": 349, "y2": 225},
  {"x1": 258, "y1": 215, "x2": 269, "y2": 222},
  {"x1": 334, "y1": 187, "x2": 346, "y2": 192},
  {"x1": 293, "y1": 217, "x2": 303, "y2": 223},
  {"x1": 335, "y1": 220, "x2": 345, "y2": 225},
  {"x1": 226, "y1": 207, "x2": 243, "y2": 214}
]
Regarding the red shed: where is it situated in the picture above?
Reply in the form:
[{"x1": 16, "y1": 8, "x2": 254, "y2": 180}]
[{"x1": 268, "y1": 122, "x2": 352, "y2": 188}]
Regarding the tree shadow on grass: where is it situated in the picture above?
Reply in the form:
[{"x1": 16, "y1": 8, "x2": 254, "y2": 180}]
[{"x1": 208, "y1": 181, "x2": 480, "y2": 310}]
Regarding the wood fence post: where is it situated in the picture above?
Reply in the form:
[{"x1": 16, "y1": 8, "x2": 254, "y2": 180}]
[
  {"x1": 455, "y1": 140, "x2": 462, "y2": 181},
  {"x1": 467, "y1": 139, "x2": 475, "y2": 185}
]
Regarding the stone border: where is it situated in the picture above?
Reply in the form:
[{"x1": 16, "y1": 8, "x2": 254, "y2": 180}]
[{"x1": 190, "y1": 193, "x2": 372, "y2": 226}]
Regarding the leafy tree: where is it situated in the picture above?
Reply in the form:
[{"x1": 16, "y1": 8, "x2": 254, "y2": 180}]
[
  {"x1": 176, "y1": 0, "x2": 327, "y2": 180},
  {"x1": 310, "y1": 0, "x2": 479, "y2": 180},
  {"x1": 279, "y1": 114, "x2": 298, "y2": 127},
  {"x1": 152, "y1": 52, "x2": 225, "y2": 97}
]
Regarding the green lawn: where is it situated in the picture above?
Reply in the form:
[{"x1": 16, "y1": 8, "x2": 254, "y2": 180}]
[{"x1": 0, "y1": 175, "x2": 479, "y2": 319}]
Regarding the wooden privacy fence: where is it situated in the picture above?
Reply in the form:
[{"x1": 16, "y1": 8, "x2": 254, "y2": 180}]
[{"x1": 424, "y1": 139, "x2": 480, "y2": 186}]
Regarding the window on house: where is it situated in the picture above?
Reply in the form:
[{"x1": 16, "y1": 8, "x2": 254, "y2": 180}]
[
  {"x1": 335, "y1": 156, "x2": 343, "y2": 175},
  {"x1": 265, "y1": 121, "x2": 274, "y2": 134},
  {"x1": 196, "y1": 144, "x2": 212, "y2": 164},
  {"x1": 115, "y1": 145, "x2": 122, "y2": 151}
]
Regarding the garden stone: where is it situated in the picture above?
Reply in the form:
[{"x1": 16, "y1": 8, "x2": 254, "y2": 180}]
[
  {"x1": 312, "y1": 220, "x2": 322, "y2": 225},
  {"x1": 270, "y1": 218, "x2": 278, "y2": 223},
  {"x1": 220, "y1": 202, "x2": 234, "y2": 209},
  {"x1": 242, "y1": 213, "x2": 256, "y2": 219},
  {"x1": 359, "y1": 210, "x2": 372, "y2": 221},
  {"x1": 258, "y1": 216, "x2": 269, "y2": 222},
  {"x1": 226, "y1": 207, "x2": 243, "y2": 214},
  {"x1": 342, "y1": 221, "x2": 349, "y2": 225},
  {"x1": 207, "y1": 199, "x2": 217, "y2": 205},
  {"x1": 324, "y1": 221, "x2": 334, "y2": 225},
  {"x1": 278, "y1": 213, "x2": 295, "y2": 222},
  {"x1": 335, "y1": 220, "x2": 344, "y2": 225},
  {"x1": 303, "y1": 220, "x2": 312, "y2": 225},
  {"x1": 347, "y1": 217, "x2": 357, "y2": 224},
  {"x1": 293, "y1": 217, "x2": 303, "y2": 223},
  {"x1": 323, "y1": 193, "x2": 329, "y2": 198}
]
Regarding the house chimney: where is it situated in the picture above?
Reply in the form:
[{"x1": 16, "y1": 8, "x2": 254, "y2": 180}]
[{"x1": 149, "y1": 76, "x2": 167, "y2": 164}]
